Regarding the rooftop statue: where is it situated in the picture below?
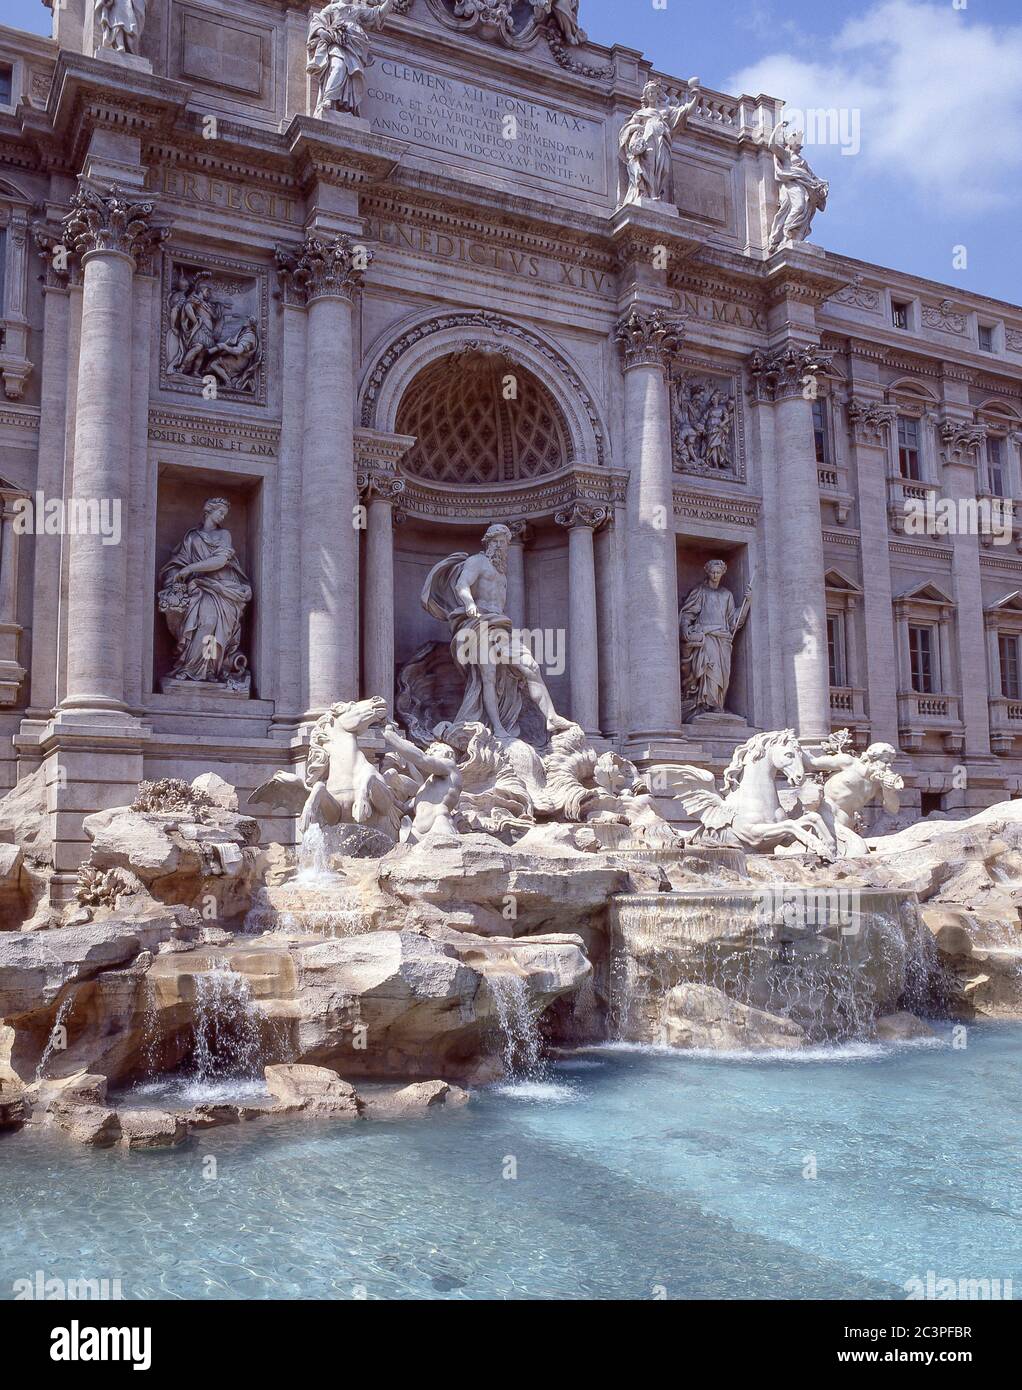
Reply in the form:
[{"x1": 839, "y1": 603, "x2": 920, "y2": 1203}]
[
  {"x1": 675, "y1": 729, "x2": 837, "y2": 858},
  {"x1": 619, "y1": 78, "x2": 700, "y2": 208},
  {"x1": 766, "y1": 119, "x2": 829, "y2": 253},
  {"x1": 422, "y1": 523, "x2": 573, "y2": 746},
  {"x1": 307, "y1": 0, "x2": 396, "y2": 120},
  {"x1": 94, "y1": 0, "x2": 147, "y2": 56}
]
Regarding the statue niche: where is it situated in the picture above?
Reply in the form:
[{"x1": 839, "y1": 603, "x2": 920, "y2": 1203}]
[{"x1": 157, "y1": 497, "x2": 253, "y2": 696}]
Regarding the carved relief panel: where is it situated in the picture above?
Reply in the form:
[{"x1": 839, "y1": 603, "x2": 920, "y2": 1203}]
[
  {"x1": 670, "y1": 361, "x2": 745, "y2": 482},
  {"x1": 161, "y1": 251, "x2": 268, "y2": 405}
]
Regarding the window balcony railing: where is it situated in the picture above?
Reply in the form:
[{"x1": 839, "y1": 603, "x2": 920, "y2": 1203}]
[
  {"x1": 897, "y1": 690, "x2": 964, "y2": 753},
  {"x1": 989, "y1": 697, "x2": 1022, "y2": 755},
  {"x1": 887, "y1": 476, "x2": 942, "y2": 534}
]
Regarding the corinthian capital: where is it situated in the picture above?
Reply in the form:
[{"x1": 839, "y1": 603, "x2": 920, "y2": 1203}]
[
  {"x1": 747, "y1": 342, "x2": 832, "y2": 403},
  {"x1": 60, "y1": 183, "x2": 166, "y2": 265},
  {"x1": 555, "y1": 501, "x2": 610, "y2": 531},
  {"x1": 276, "y1": 233, "x2": 373, "y2": 304},
  {"x1": 938, "y1": 419, "x2": 986, "y2": 468},
  {"x1": 615, "y1": 306, "x2": 684, "y2": 371},
  {"x1": 846, "y1": 398, "x2": 897, "y2": 445}
]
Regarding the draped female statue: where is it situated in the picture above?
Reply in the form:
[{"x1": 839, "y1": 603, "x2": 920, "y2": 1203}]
[{"x1": 158, "y1": 498, "x2": 252, "y2": 693}]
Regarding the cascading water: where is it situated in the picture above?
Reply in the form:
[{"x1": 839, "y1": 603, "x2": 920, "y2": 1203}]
[
  {"x1": 489, "y1": 974, "x2": 543, "y2": 1082},
  {"x1": 190, "y1": 963, "x2": 264, "y2": 1085},
  {"x1": 608, "y1": 888, "x2": 945, "y2": 1047},
  {"x1": 242, "y1": 824, "x2": 371, "y2": 936},
  {"x1": 35, "y1": 993, "x2": 74, "y2": 1082}
]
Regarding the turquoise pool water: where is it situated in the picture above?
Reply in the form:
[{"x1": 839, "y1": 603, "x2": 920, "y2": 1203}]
[{"x1": 2, "y1": 1024, "x2": 1019, "y2": 1300}]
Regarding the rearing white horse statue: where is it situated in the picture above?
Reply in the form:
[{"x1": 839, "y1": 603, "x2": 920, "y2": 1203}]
[{"x1": 675, "y1": 729, "x2": 836, "y2": 858}]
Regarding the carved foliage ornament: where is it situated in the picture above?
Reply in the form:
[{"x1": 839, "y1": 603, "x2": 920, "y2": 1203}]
[
  {"x1": 938, "y1": 420, "x2": 986, "y2": 467},
  {"x1": 747, "y1": 344, "x2": 832, "y2": 403},
  {"x1": 615, "y1": 307, "x2": 684, "y2": 370},
  {"x1": 60, "y1": 183, "x2": 166, "y2": 265},
  {"x1": 276, "y1": 234, "x2": 373, "y2": 305},
  {"x1": 846, "y1": 399, "x2": 896, "y2": 445}
]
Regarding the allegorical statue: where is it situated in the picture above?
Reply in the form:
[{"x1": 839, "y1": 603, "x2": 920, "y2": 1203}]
[
  {"x1": 619, "y1": 78, "x2": 700, "y2": 207},
  {"x1": 679, "y1": 559, "x2": 752, "y2": 716},
  {"x1": 422, "y1": 523, "x2": 573, "y2": 745},
  {"x1": 766, "y1": 120, "x2": 829, "y2": 253},
  {"x1": 157, "y1": 498, "x2": 252, "y2": 692},
  {"x1": 94, "y1": 0, "x2": 147, "y2": 55},
  {"x1": 306, "y1": 0, "x2": 396, "y2": 120},
  {"x1": 533, "y1": 0, "x2": 585, "y2": 44}
]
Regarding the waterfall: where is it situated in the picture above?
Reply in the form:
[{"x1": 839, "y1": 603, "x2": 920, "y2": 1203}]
[
  {"x1": 294, "y1": 823, "x2": 336, "y2": 885},
  {"x1": 189, "y1": 963, "x2": 264, "y2": 1085},
  {"x1": 35, "y1": 993, "x2": 74, "y2": 1082},
  {"x1": 489, "y1": 974, "x2": 543, "y2": 1081}
]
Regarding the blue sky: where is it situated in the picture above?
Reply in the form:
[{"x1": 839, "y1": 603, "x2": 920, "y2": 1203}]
[{"x1": 6, "y1": 0, "x2": 1020, "y2": 305}]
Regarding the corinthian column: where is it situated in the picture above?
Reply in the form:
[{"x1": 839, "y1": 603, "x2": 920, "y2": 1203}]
[
  {"x1": 358, "y1": 471, "x2": 404, "y2": 712},
  {"x1": 749, "y1": 343, "x2": 832, "y2": 738},
  {"x1": 278, "y1": 234, "x2": 370, "y2": 716},
  {"x1": 59, "y1": 184, "x2": 163, "y2": 716},
  {"x1": 616, "y1": 307, "x2": 684, "y2": 746},
  {"x1": 555, "y1": 501, "x2": 608, "y2": 735}
]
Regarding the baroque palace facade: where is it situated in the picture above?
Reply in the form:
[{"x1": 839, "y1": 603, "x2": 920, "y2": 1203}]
[{"x1": 0, "y1": 0, "x2": 1021, "y2": 903}]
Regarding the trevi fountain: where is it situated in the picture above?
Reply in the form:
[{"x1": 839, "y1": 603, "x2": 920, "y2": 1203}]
[{"x1": 0, "y1": 0, "x2": 1019, "y2": 1311}]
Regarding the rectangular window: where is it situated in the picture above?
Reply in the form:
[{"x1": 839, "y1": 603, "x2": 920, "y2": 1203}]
[
  {"x1": 892, "y1": 301, "x2": 910, "y2": 330},
  {"x1": 909, "y1": 625, "x2": 935, "y2": 693},
  {"x1": 999, "y1": 634, "x2": 1020, "y2": 700},
  {"x1": 979, "y1": 324, "x2": 995, "y2": 353},
  {"x1": 0, "y1": 65, "x2": 12, "y2": 108},
  {"x1": 898, "y1": 415, "x2": 921, "y2": 480},
  {"x1": 812, "y1": 399, "x2": 829, "y2": 465},
  {"x1": 827, "y1": 614, "x2": 846, "y2": 687},
  {"x1": 988, "y1": 436, "x2": 1006, "y2": 497}
]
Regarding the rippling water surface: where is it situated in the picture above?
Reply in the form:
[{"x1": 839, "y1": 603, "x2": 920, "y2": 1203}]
[{"x1": 2, "y1": 1023, "x2": 1019, "y2": 1300}]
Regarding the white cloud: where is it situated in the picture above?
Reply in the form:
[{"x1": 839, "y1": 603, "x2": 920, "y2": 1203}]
[{"x1": 728, "y1": 0, "x2": 1022, "y2": 213}]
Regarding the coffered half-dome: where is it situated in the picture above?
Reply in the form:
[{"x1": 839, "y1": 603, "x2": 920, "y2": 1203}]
[{"x1": 395, "y1": 350, "x2": 573, "y2": 486}]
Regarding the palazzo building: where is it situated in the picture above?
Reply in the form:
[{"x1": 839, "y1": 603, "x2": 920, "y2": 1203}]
[{"x1": 1, "y1": 0, "x2": 1021, "y2": 905}]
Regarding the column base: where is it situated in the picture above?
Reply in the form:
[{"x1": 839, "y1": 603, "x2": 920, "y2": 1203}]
[{"x1": 623, "y1": 732, "x2": 705, "y2": 766}]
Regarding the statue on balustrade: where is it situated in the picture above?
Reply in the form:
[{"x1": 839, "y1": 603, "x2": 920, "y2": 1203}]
[
  {"x1": 157, "y1": 498, "x2": 252, "y2": 694},
  {"x1": 679, "y1": 559, "x2": 752, "y2": 717},
  {"x1": 422, "y1": 523, "x2": 573, "y2": 746},
  {"x1": 94, "y1": 0, "x2": 147, "y2": 55},
  {"x1": 307, "y1": 0, "x2": 396, "y2": 119},
  {"x1": 619, "y1": 78, "x2": 701, "y2": 207},
  {"x1": 766, "y1": 120, "x2": 829, "y2": 253}
]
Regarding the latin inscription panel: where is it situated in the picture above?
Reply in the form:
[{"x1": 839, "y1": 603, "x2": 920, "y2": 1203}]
[{"x1": 363, "y1": 59, "x2": 606, "y2": 195}]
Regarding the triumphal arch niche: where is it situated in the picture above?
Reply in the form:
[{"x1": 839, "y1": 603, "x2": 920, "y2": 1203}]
[{"x1": 358, "y1": 310, "x2": 618, "y2": 746}]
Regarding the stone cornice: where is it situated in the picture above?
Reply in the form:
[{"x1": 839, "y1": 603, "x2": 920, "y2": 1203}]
[
  {"x1": 673, "y1": 486, "x2": 760, "y2": 528},
  {"x1": 392, "y1": 463, "x2": 627, "y2": 522}
]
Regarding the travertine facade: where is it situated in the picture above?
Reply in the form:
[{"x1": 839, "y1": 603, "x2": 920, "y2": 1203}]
[{"x1": 1, "y1": 0, "x2": 1021, "y2": 904}]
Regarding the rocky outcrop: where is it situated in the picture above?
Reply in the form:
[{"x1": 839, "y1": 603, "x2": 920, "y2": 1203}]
[
  {"x1": 0, "y1": 767, "x2": 52, "y2": 927},
  {"x1": 875, "y1": 1011, "x2": 936, "y2": 1042},
  {"x1": 661, "y1": 983, "x2": 806, "y2": 1050},
  {"x1": 117, "y1": 1108, "x2": 188, "y2": 1149},
  {"x1": 263, "y1": 1063, "x2": 361, "y2": 1116},
  {"x1": 365, "y1": 1079, "x2": 471, "y2": 1117}
]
